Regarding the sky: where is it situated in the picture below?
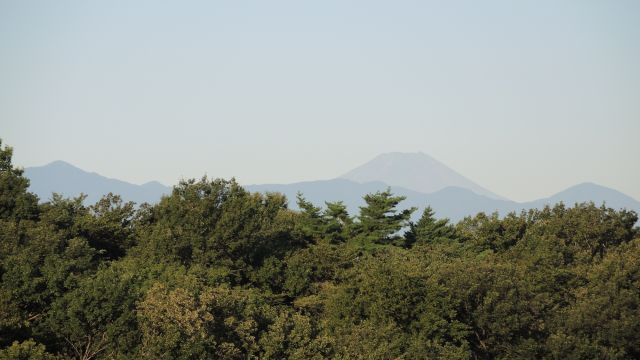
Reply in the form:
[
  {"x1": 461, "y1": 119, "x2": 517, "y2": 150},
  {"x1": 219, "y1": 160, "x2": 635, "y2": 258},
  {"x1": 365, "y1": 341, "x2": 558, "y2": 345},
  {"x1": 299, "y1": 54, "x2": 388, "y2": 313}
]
[{"x1": 1, "y1": 0, "x2": 639, "y2": 202}]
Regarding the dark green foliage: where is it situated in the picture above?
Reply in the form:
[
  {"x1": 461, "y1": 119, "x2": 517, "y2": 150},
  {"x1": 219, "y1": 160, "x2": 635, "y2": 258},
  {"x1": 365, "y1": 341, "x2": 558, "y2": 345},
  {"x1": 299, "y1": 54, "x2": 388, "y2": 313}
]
[
  {"x1": 295, "y1": 195, "x2": 353, "y2": 245},
  {"x1": 135, "y1": 178, "x2": 309, "y2": 282},
  {"x1": 283, "y1": 243, "x2": 356, "y2": 298},
  {"x1": 322, "y1": 201, "x2": 352, "y2": 244},
  {"x1": 355, "y1": 188, "x2": 416, "y2": 246},
  {"x1": 546, "y1": 238, "x2": 640, "y2": 359},
  {"x1": 405, "y1": 206, "x2": 457, "y2": 247},
  {"x1": 2, "y1": 143, "x2": 639, "y2": 359},
  {"x1": 322, "y1": 248, "x2": 472, "y2": 358},
  {"x1": 0, "y1": 141, "x2": 38, "y2": 221},
  {"x1": 0, "y1": 339, "x2": 59, "y2": 360},
  {"x1": 295, "y1": 193, "x2": 324, "y2": 242}
]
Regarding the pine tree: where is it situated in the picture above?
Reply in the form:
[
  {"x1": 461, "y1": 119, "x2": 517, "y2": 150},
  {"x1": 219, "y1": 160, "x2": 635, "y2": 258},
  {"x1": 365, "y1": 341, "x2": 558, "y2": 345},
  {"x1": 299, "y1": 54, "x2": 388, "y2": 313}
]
[
  {"x1": 356, "y1": 188, "x2": 415, "y2": 245},
  {"x1": 296, "y1": 193, "x2": 325, "y2": 241},
  {"x1": 0, "y1": 140, "x2": 39, "y2": 221},
  {"x1": 323, "y1": 201, "x2": 352, "y2": 243},
  {"x1": 406, "y1": 207, "x2": 457, "y2": 247}
]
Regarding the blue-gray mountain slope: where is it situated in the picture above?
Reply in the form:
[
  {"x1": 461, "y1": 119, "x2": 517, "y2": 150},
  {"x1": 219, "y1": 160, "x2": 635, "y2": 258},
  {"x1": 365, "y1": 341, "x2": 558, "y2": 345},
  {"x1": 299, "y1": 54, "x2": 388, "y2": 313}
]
[
  {"x1": 24, "y1": 160, "x2": 640, "y2": 222},
  {"x1": 340, "y1": 152, "x2": 507, "y2": 200},
  {"x1": 247, "y1": 179, "x2": 515, "y2": 221},
  {"x1": 248, "y1": 180, "x2": 640, "y2": 222},
  {"x1": 24, "y1": 161, "x2": 171, "y2": 205}
]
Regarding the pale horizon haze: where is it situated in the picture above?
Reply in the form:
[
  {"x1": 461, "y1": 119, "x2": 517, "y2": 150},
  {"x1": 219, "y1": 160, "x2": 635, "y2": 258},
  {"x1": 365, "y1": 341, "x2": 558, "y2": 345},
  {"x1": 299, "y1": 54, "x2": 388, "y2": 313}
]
[{"x1": 1, "y1": 0, "x2": 639, "y2": 202}]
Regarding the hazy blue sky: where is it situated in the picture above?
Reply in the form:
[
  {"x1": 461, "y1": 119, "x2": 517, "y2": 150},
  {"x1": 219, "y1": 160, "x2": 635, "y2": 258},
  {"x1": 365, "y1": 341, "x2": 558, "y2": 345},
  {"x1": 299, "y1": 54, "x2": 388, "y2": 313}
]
[{"x1": 1, "y1": 0, "x2": 639, "y2": 202}]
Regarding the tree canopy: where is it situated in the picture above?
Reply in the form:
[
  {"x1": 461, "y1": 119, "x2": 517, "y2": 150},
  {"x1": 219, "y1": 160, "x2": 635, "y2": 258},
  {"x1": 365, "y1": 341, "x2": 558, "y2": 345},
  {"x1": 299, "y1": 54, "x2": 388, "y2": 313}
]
[{"x1": 1, "y1": 141, "x2": 638, "y2": 359}]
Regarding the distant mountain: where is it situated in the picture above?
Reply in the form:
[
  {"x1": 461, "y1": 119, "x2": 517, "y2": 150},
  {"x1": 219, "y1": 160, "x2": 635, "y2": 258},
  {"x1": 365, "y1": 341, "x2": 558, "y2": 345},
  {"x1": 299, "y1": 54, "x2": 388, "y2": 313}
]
[
  {"x1": 24, "y1": 160, "x2": 640, "y2": 223},
  {"x1": 247, "y1": 180, "x2": 515, "y2": 221},
  {"x1": 526, "y1": 182, "x2": 640, "y2": 211},
  {"x1": 25, "y1": 161, "x2": 171, "y2": 205},
  {"x1": 248, "y1": 180, "x2": 640, "y2": 222},
  {"x1": 340, "y1": 152, "x2": 507, "y2": 200}
]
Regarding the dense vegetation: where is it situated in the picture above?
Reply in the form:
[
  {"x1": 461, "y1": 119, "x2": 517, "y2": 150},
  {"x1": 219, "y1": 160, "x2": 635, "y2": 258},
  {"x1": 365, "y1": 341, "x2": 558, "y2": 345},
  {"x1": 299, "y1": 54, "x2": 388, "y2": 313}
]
[{"x1": 1, "y1": 141, "x2": 639, "y2": 359}]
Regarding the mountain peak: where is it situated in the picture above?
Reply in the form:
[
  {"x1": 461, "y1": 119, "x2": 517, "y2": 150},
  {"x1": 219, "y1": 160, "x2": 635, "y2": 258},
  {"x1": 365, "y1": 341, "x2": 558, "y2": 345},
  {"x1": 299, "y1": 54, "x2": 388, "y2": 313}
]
[
  {"x1": 25, "y1": 162, "x2": 171, "y2": 204},
  {"x1": 45, "y1": 160, "x2": 78, "y2": 168},
  {"x1": 142, "y1": 180, "x2": 169, "y2": 189},
  {"x1": 339, "y1": 152, "x2": 507, "y2": 200},
  {"x1": 540, "y1": 182, "x2": 639, "y2": 207},
  {"x1": 373, "y1": 151, "x2": 435, "y2": 160},
  {"x1": 572, "y1": 181, "x2": 602, "y2": 189}
]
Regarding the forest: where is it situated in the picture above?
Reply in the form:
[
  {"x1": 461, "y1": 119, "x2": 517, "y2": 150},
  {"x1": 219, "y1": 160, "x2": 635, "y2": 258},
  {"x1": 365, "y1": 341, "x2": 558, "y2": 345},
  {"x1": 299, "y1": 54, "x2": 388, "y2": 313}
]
[{"x1": 1, "y1": 140, "x2": 639, "y2": 360}]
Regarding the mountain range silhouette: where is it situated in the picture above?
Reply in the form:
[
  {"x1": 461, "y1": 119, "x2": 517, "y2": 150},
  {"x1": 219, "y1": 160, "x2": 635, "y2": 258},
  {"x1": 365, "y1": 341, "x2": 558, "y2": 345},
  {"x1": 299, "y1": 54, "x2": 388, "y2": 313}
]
[{"x1": 25, "y1": 153, "x2": 640, "y2": 222}]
